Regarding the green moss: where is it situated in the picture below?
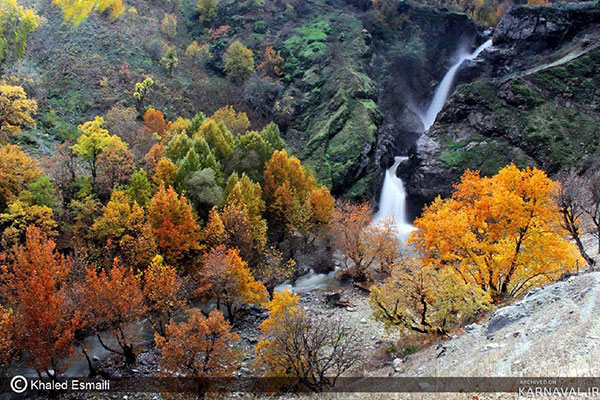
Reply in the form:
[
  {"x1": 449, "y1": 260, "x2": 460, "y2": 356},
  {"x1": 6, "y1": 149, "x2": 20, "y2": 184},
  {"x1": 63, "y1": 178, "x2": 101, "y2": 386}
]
[{"x1": 439, "y1": 137, "x2": 533, "y2": 176}]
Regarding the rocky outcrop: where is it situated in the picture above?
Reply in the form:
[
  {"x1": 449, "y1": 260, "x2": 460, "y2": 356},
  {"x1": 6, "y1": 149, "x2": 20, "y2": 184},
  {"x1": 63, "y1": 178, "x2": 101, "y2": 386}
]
[
  {"x1": 407, "y1": 2, "x2": 600, "y2": 200},
  {"x1": 494, "y1": 2, "x2": 600, "y2": 46},
  {"x1": 395, "y1": 271, "x2": 600, "y2": 376}
]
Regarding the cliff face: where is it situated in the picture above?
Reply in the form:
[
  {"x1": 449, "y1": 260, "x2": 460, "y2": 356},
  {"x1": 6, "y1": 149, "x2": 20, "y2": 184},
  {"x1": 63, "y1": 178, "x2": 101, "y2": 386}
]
[
  {"x1": 406, "y1": 2, "x2": 600, "y2": 200},
  {"x1": 283, "y1": 2, "x2": 482, "y2": 200}
]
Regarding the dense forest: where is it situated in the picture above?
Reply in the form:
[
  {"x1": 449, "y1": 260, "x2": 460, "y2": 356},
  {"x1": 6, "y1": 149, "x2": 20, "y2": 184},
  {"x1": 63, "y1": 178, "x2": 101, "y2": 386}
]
[{"x1": 0, "y1": 0, "x2": 599, "y2": 397}]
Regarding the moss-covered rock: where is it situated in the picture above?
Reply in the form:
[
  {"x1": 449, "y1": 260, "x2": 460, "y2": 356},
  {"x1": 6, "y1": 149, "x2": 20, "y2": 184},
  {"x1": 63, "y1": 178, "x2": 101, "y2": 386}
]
[{"x1": 408, "y1": 48, "x2": 600, "y2": 198}]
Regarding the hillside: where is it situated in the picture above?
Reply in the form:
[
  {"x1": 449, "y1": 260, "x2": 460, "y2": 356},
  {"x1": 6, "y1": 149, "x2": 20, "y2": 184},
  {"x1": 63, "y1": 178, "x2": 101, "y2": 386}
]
[
  {"x1": 397, "y1": 274, "x2": 600, "y2": 378},
  {"x1": 407, "y1": 2, "x2": 600, "y2": 199},
  {"x1": 8, "y1": 0, "x2": 487, "y2": 200}
]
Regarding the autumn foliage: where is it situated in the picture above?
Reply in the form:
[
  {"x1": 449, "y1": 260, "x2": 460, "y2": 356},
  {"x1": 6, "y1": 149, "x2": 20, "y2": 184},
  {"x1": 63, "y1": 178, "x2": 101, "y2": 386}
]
[
  {"x1": 77, "y1": 259, "x2": 146, "y2": 364},
  {"x1": 0, "y1": 227, "x2": 82, "y2": 378},
  {"x1": 195, "y1": 245, "x2": 267, "y2": 322},
  {"x1": 411, "y1": 165, "x2": 582, "y2": 300},
  {"x1": 143, "y1": 255, "x2": 185, "y2": 335},
  {"x1": 155, "y1": 309, "x2": 240, "y2": 377},
  {"x1": 147, "y1": 184, "x2": 202, "y2": 264},
  {"x1": 329, "y1": 202, "x2": 401, "y2": 280}
]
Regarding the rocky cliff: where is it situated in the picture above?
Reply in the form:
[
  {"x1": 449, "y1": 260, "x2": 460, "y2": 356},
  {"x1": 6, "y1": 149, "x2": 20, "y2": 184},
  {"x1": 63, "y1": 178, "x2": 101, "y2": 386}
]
[
  {"x1": 406, "y1": 2, "x2": 600, "y2": 199},
  {"x1": 282, "y1": 1, "x2": 483, "y2": 200}
]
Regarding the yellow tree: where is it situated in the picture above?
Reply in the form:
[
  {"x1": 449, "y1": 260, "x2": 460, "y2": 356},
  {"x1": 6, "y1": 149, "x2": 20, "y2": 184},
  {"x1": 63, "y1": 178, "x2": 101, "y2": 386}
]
[
  {"x1": 411, "y1": 165, "x2": 582, "y2": 300},
  {"x1": 369, "y1": 258, "x2": 492, "y2": 335},
  {"x1": 255, "y1": 289, "x2": 302, "y2": 375},
  {"x1": 143, "y1": 255, "x2": 185, "y2": 336},
  {"x1": 53, "y1": 0, "x2": 125, "y2": 25},
  {"x1": 0, "y1": 0, "x2": 39, "y2": 66},
  {"x1": 91, "y1": 190, "x2": 157, "y2": 270},
  {"x1": 0, "y1": 84, "x2": 37, "y2": 138},
  {"x1": 255, "y1": 289, "x2": 362, "y2": 390},
  {"x1": 211, "y1": 105, "x2": 250, "y2": 136},
  {"x1": 197, "y1": 0, "x2": 217, "y2": 26},
  {"x1": 0, "y1": 144, "x2": 42, "y2": 209},
  {"x1": 223, "y1": 41, "x2": 255, "y2": 84},
  {"x1": 203, "y1": 207, "x2": 226, "y2": 249},
  {"x1": 71, "y1": 116, "x2": 126, "y2": 186},
  {"x1": 153, "y1": 158, "x2": 177, "y2": 187},
  {"x1": 0, "y1": 199, "x2": 57, "y2": 249},
  {"x1": 224, "y1": 173, "x2": 267, "y2": 255}
]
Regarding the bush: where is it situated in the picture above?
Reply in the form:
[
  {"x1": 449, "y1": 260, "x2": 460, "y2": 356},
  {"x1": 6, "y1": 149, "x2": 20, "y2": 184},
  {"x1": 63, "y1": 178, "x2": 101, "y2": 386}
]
[
  {"x1": 253, "y1": 20, "x2": 267, "y2": 34},
  {"x1": 242, "y1": 75, "x2": 283, "y2": 117},
  {"x1": 145, "y1": 38, "x2": 166, "y2": 61}
]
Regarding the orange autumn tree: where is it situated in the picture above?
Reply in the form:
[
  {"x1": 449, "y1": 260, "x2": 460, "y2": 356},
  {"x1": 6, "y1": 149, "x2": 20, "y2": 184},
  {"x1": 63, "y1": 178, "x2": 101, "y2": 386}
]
[
  {"x1": 144, "y1": 108, "x2": 168, "y2": 139},
  {"x1": 329, "y1": 202, "x2": 402, "y2": 280},
  {"x1": 155, "y1": 309, "x2": 240, "y2": 377},
  {"x1": 78, "y1": 259, "x2": 146, "y2": 364},
  {"x1": 263, "y1": 150, "x2": 334, "y2": 238},
  {"x1": 0, "y1": 227, "x2": 82, "y2": 379},
  {"x1": 0, "y1": 305, "x2": 15, "y2": 374},
  {"x1": 143, "y1": 255, "x2": 185, "y2": 336},
  {"x1": 196, "y1": 245, "x2": 267, "y2": 322},
  {"x1": 148, "y1": 184, "x2": 201, "y2": 264},
  {"x1": 257, "y1": 46, "x2": 284, "y2": 78},
  {"x1": 411, "y1": 165, "x2": 582, "y2": 301}
]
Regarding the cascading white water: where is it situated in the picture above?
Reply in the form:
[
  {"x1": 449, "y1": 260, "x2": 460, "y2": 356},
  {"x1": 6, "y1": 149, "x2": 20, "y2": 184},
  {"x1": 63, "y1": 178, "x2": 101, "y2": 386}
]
[
  {"x1": 419, "y1": 39, "x2": 493, "y2": 131},
  {"x1": 376, "y1": 39, "x2": 493, "y2": 237},
  {"x1": 373, "y1": 156, "x2": 415, "y2": 238}
]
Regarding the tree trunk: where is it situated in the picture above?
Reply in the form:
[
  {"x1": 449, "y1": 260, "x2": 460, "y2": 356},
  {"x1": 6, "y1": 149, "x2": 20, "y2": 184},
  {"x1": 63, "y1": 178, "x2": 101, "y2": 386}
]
[
  {"x1": 123, "y1": 344, "x2": 136, "y2": 365},
  {"x1": 574, "y1": 232, "x2": 596, "y2": 267},
  {"x1": 81, "y1": 346, "x2": 97, "y2": 378}
]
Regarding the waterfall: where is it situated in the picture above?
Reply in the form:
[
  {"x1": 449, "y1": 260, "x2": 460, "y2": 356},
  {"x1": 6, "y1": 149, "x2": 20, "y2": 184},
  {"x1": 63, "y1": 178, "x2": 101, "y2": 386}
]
[
  {"x1": 376, "y1": 39, "x2": 493, "y2": 236},
  {"x1": 419, "y1": 39, "x2": 493, "y2": 131},
  {"x1": 373, "y1": 156, "x2": 415, "y2": 237}
]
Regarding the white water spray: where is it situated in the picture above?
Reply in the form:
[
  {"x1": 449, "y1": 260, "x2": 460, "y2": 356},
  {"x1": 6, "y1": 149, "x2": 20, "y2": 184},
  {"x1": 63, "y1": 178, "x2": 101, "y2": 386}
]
[
  {"x1": 419, "y1": 39, "x2": 493, "y2": 131},
  {"x1": 376, "y1": 39, "x2": 493, "y2": 237},
  {"x1": 373, "y1": 156, "x2": 415, "y2": 238}
]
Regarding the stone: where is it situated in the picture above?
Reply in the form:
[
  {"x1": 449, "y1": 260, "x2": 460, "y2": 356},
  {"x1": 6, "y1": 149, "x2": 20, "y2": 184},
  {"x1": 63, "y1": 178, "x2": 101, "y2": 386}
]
[{"x1": 484, "y1": 343, "x2": 505, "y2": 351}]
